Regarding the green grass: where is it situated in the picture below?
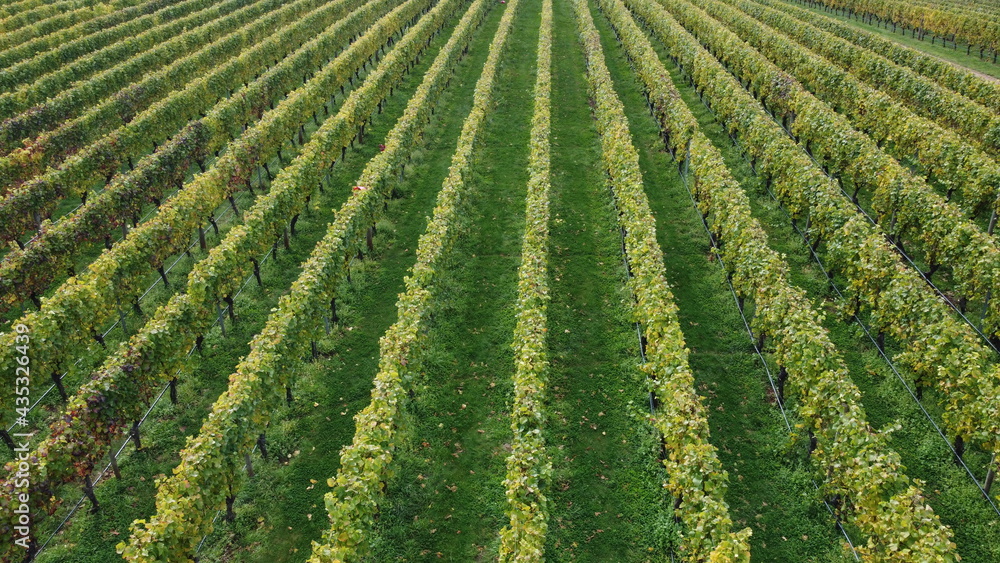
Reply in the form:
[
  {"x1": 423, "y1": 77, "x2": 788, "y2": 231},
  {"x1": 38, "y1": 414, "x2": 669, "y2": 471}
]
[{"x1": 775, "y1": 0, "x2": 1000, "y2": 79}]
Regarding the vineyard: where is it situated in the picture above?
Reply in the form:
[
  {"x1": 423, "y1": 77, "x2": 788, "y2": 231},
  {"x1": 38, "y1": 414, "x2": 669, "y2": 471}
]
[{"x1": 1, "y1": 0, "x2": 1000, "y2": 560}]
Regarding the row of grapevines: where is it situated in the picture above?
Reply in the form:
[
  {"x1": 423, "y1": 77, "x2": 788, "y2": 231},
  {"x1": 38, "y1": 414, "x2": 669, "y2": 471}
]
[
  {"x1": 120, "y1": 3, "x2": 495, "y2": 558},
  {"x1": 945, "y1": 0, "x2": 1000, "y2": 16},
  {"x1": 812, "y1": 0, "x2": 997, "y2": 21},
  {"x1": 939, "y1": 0, "x2": 1000, "y2": 11},
  {"x1": 0, "y1": 0, "x2": 307, "y2": 198},
  {"x1": 0, "y1": 0, "x2": 246, "y2": 132},
  {"x1": 630, "y1": 0, "x2": 1000, "y2": 489},
  {"x1": 0, "y1": 0, "x2": 381, "y2": 313},
  {"x1": 766, "y1": 0, "x2": 1000, "y2": 114},
  {"x1": 0, "y1": 0, "x2": 157, "y2": 73},
  {"x1": 0, "y1": 0, "x2": 49, "y2": 20},
  {"x1": 727, "y1": 0, "x2": 1000, "y2": 162},
  {"x1": 894, "y1": 0, "x2": 1000, "y2": 18},
  {"x1": 310, "y1": 1, "x2": 520, "y2": 559},
  {"x1": 609, "y1": 0, "x2": 958, "y2": 558},
  {"x1": 670, "y1": 0, "x2": 1000, "y2": 357},
  {"x1": 575, "y1": 0, "x2": 752, "y2": 559},
  {"x1": 498, "y1": 0, "x2": 552, "y2": 560},
  {"x1": 0, "y1": 0, "x2": 176, "y2": 92},
  {"x1": 803, "y1": 0, "x2": 1000, "y2": 54},
  {"x1": 0, "y1": 0, "x2": 112, "y2": 38},
  {"x1": 0, "y1": 0, "x2": 452, "y2": 554},
  {"x1": 945, "y1": 0, "x2": 1000, "y2": 10},
  {"x1": 803, "y1": 0, "x2": 985, "y2": 28},
  {"x1": 0, "y1": 0, "x2": 414, "y2": 430},
  {"x1": 701, "y1": 0, "x2": 1000, "y2": 222}
]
